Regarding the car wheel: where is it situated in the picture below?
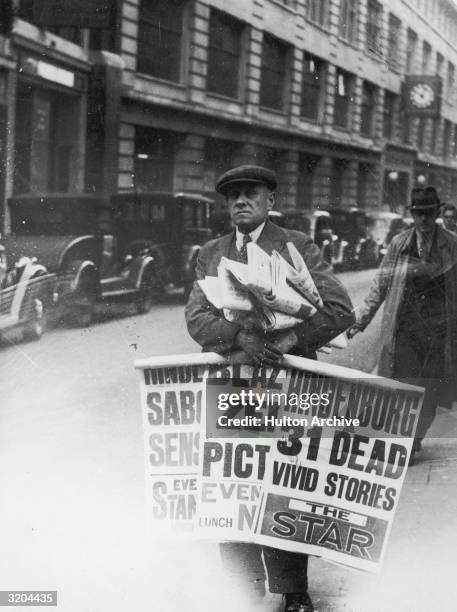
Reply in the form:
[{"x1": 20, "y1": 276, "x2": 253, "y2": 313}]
[
  {"x1": 135, "y1": 265, "x2": 158, "y2": 314},
  {"x1": 22, "y1": 298, "x2": 45, "y2": 342},
  {"x1": 135, "y1": 290, "x2": 153, "y2": 314},
  {"x1": 74, "y1": 294, "x2": 96, "y2": 327}
]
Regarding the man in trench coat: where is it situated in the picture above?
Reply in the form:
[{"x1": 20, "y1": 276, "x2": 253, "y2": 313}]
[{"x1": 349, "y1": 187, "x2": 457, "y2": 462}]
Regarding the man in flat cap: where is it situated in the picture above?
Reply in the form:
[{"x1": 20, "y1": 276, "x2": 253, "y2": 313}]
[
  {"x1": 185, "y1": 165, "x2": 354, "y2": 612},
  {"x1": 349, "y1": 186, "x2": 457, "y2": 464}
]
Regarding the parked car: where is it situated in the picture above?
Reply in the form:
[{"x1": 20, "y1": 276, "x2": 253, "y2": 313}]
[
  {"x1": 323, "y1": 207, "x2": 379, "y2": 270},
  {"x1": 0, "y1": 244, "x2": 51, "y2": 343},
  {"x1": 365, "y1": 211, "x2": 403, "y2": 264},
  {"x1": 268, "y1": 209, "x2": 335, "y2": 264},
  {"x1": 4, "y1": 194, "x2": 160, "y2": 326},
  {"x1": 111, "y1": 192, "x2": 215, "y2": 299}
]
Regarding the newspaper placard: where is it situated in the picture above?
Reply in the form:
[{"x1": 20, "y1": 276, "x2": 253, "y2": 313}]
[
  {"x1": 252, "y1": 361, "x2": 423, "y2": 571},
  {"x1": 137, "y1": 361, "x2": 206, "y2": 533},
  {"x1": 135, "y1": 353, "x2": 424, "y2": 572},
  {"x1": 196, "y1": 364, "x2": 272, "y2": 541}
]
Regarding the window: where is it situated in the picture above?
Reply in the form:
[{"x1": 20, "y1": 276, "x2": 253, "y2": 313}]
[
  {"x1": 260, "y1": 34, "x2": 289, "y2": 111},
  {"x1": 383, "y1": 90, "x2": 397, "y2": 139},
  {"x1": 334, "y1": 69, "x2": 353, "y2": 128},
  {"x1": 301, "y1": 53, "x2": 324, "y2": 120},
  {"x1": 406, "y1": 29, "x2": 417, "y2": 73},
  {"x1": 402, "y1": 114, "x2": 412, "y2": 145},
  {"x1": 357, "y1": 163, "x2": 371, "y2": 206},
  {"x1": 443, "y1": 119, "x2": 451, "y2": 157},
  {"x1": 207, "y1": 10, "x2": 243, "y2": 99},
  {"x1": 436, "y1": 52, "x2": 444, "y2": 76},
  {"x1": 448, "y1": 61, "x2": 455, "y2": 94},
  {"x1": 306, "y1": 0, "x2": 327, "y2": 27},
  {"x1": 360, "y1": 81, "x2": 376, "y2": 136},
  {"x1": 387, "y1": 14, "x2": 401, "y2": 70},
  {"x1": 137, "y1": 0, "x2": 186, "y2": 82},
  {"x1": 204, "y1": 138, "x2": 237, "y2": 189},
  {"x1": 431, "y1": 118, "x2": 440, "y2": 153},
  {"x1": 297, "y1": 154, "x2": 319, "y2": 208},
  {"x1": 330, "y1": 159, "x2": 347, "y2": 205},
  {"x1": 135, "y1": 128, "x2": 176, "y2": 191},
  {"x1": 339, "y1": 0, "x2": 358, "y2": 42},
  {"x1": 0, "y1": 0, "x2": 13, "y2": 35},
  {"x1": 17, "y1": 0, "x2": 33, "y2": 22},
  {"x1": 366, "y1": 0, "x2": 382, "y2": 56},
  {"x1": 422, "y1": 41, "x2": 432, "y2": 73},
  {"x1": 417, "y1": 117, "x2": 426, "y2": 150}
]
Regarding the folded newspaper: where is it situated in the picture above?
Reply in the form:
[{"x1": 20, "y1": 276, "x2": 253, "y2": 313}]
[{"x1": 197, "y1": 241, "x2": 347, "y2": 350}]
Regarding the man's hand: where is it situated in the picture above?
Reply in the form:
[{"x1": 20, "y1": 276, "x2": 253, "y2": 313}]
[
  {"x1": 235, "y1": 329, "x2": 283, "y2": 365},
  {"x1": 347, "y1": 323, "x2": 362, "y2": 339}
]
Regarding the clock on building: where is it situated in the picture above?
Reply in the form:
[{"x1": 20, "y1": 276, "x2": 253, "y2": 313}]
[
  {"x1": 404, "y1": 75, "x2": 442, "y2": 117},
  {"x1": 409, "y1": 82, "x2": 436, "y2": 109}
]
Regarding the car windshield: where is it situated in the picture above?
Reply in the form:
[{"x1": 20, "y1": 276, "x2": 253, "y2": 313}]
[
  {"x1": 315, "y1": 216, "x2": 332, "y2": 232},
  {"x1": 182, "y1": 202, "x2": 208, "y2": 229},
  {"x1": 329, "y1": 212, "x2": 352, "y2": 237}
]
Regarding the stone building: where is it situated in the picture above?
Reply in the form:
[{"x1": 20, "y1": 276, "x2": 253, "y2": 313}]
[
  {"x1": 2, "y1": 0, "x2": 457, "y2": 226},
  {"x1": 116, "y1": 0, "x2": 457, "y2": 212}
]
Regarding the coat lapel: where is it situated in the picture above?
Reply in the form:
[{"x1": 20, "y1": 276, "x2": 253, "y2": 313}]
[{"x1": 256, "y1": 221, "x2": 290, "y2": 258}]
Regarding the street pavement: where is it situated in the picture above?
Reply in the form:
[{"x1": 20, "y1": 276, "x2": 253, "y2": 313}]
[{"x1": 0, "y1": 268, "x2": 456, "y2": 612}]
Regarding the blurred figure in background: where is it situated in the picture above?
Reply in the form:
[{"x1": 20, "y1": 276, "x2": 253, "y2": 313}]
[
  {"x1": 348, "y1": 187, "x2": 457, "y2": 465},
  {"x1": 442, "y1": 203, "x2": 457, "y2": 234}
]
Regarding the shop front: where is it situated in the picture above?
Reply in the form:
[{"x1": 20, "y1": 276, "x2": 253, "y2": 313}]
[
  {"x1": 382, "y1": 144, "x2": 416, "y2": 214},
  {"x1": 14, "y1": 53, "x2": 88, "y2": 195}
]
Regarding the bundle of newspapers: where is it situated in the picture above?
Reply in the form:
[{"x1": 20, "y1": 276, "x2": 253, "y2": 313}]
[{"x1": 198, "y1": 241, "x2": 347, "y2": 352}]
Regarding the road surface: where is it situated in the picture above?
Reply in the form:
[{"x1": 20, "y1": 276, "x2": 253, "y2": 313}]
[{"x1": 1, "y1": 268, "x2": 455, "y2": 612}]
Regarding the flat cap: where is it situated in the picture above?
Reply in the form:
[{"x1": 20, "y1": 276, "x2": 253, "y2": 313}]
[
  {"x1": 410, "y1": 186, "x2": 441, "y2": 210},
  {"x1": 215, "y1": 165, "x2": 277, "y2": 194}
]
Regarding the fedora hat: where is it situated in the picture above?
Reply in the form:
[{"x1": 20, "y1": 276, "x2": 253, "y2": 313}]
[{"x1": 409, "y1": 187, "x2": 441, "y2": 211}]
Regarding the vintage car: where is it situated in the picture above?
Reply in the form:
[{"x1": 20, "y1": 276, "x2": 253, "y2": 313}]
[
  {"x1": 0, "y1": 244, "x2": 51, "y2": 343},
  {"x1": 365, "y1": 211, "x2": 404, "y2": 264},
  {"x1": 268, "y1": 209, "x2": 336, "y2": 264},
  {"x1": 111, "y1": 192, "x2": 215, "y2": 299},
  {"x1": 323, "y1": 207, "x2": 379, "y2": 270},
  {"x1": 4, "y1": 194, "x2": 161, "y2": 326}
]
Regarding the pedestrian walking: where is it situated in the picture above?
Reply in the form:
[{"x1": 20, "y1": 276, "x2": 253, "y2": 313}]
[{"x1": 348, "y1": 187, "x2": 457, "y2": 464}]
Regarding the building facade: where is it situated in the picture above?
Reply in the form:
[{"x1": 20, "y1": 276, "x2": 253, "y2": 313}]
[
  {"x1": 2, "y1": 0, "x2": 457, "y2": 227},
  {"x1": 116, "y1": 0, "x2": 457, "y2": 212}
]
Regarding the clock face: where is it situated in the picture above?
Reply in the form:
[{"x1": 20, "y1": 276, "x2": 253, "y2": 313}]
[{"x1": 409, "y1": 83, "x2": 435, "y2": 108}]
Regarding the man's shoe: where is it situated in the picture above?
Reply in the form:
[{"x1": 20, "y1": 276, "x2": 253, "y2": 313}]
[{"x1": 285, "y1": 592, "x2": 314, "y2": 612}]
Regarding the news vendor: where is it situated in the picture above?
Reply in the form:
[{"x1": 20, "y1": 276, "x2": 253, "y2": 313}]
[{"x1": 185, "y1": 164, "x2": 354, "y2": 612}]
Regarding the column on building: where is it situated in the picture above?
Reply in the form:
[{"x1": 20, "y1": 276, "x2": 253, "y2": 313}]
[
  {"x1": 174, "y1": 134, "x2": 206, "y2": 193},
  {"x1": 117, "y1": 122, "x2": 135, "y2": 192},
  {"x1": 245, "y1": 27, "x2": 262, "y2": 116},
  {"x1": 277, "y1": 149, "x2": 299, "y2": 210},
  {"x1": 86, "y1": 51, "x2": 123, "y2": 196},
  {"x1": 188, "y1": 1, "x2": 209, "y2": 105}
]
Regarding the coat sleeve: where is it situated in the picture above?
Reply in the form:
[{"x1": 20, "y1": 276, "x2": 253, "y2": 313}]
[
  {"x1": 357, "y1": 240, "x2": 397, "y2": 331},
  {"x1": 290, "y1": 236, "x2": 355, "y2": 353},
  {"x1": 184, "y1": 243, "x2": 243, "y2": 353}
]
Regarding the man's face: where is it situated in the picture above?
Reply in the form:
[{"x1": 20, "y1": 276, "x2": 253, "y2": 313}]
[
  {"x1": 225, "y1": 182, "x2": 275, "y2": 233},
  {"x1": 443, "y1": 210, "x2": 457, "y2": 231},
  {"x1": 411, "y1": 206, "x2": 440, "y2": 235}
]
